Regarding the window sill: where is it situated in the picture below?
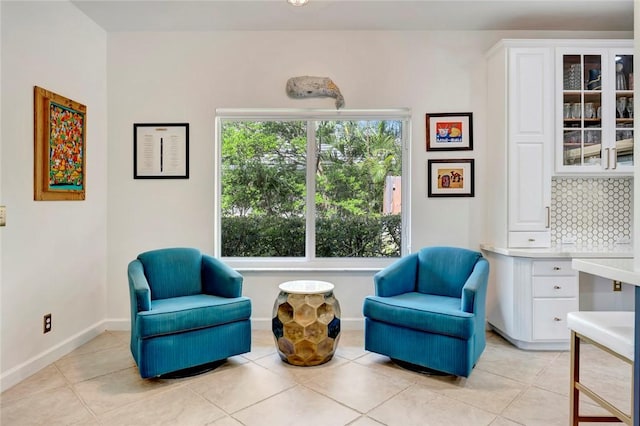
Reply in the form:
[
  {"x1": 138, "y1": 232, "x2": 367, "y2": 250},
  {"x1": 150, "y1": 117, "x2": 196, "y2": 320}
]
[{"x1": 224, "y1": 257, "x2": 396, "y2": 273}]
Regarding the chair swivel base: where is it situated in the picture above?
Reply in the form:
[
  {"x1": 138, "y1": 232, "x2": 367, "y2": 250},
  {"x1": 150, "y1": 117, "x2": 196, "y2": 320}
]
[
  {"x1": 390, "y1": 358, "x2": 452, "y2": 376},
  {"x1": 157, "y1": 359, "x2": 226, "y2": 379}
]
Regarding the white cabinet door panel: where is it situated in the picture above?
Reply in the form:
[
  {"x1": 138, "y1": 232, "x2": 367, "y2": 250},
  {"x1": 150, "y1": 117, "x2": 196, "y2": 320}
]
[
  {"x1": 510, "y1": 51, "x2": 548, "y2": 136},
  {"x1": 508, "y1": 142, "x2": 548, "y2": 231}
]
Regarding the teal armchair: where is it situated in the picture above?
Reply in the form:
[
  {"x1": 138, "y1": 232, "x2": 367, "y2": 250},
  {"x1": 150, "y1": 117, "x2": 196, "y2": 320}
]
[
  {"x1": 363, "y1": 246, "x2": 489, "y2": 377},
  {"x1": 128, "y1": 247, "x2": 252, "y2": 378}
]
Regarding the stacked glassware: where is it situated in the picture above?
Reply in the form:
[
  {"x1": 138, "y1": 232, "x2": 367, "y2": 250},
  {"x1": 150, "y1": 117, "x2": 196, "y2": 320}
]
[{"x1": 564, "y1": 64, "x2": 582, "y2": 90}]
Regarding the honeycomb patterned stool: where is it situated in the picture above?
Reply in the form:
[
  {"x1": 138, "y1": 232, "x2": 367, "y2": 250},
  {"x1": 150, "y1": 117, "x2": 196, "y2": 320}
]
[{"x1": 272, "y1": 280, "x2": 341, "y2": 366}]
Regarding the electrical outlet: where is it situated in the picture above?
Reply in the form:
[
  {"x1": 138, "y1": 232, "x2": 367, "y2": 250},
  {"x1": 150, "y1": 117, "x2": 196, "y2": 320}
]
[
  {"x1": 43, "y1": 314, "x2": 52, "y2": 333},
  {"x1": 0, "y1": 206, "x2": 6, "y2": 227},
  {"x1": 613, "y1": 280, "x2": 623, "y2": 292}
]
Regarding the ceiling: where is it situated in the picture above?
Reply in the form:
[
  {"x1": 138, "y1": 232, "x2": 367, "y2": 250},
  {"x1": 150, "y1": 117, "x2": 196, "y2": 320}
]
[{"x1": 71, "y1": 0, "x2": 634, "y2": 32}]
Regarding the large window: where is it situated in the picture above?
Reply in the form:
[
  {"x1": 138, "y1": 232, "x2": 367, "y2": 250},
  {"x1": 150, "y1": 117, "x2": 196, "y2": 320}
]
[{"x1": 215, "y1": 109, "x2": 410, "y2": 265}]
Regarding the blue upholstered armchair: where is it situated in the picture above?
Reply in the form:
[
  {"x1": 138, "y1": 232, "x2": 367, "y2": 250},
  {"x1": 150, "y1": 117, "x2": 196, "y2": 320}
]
[
  {"x1": 128, "y1": 247, "x2": 252, "y2": 378},
  {"x1": 363, "y1": 246, "x2": 489, "y2": 377}
]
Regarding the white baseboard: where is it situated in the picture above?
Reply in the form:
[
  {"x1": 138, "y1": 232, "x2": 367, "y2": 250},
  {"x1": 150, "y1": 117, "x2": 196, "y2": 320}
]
[
  {"x1": 0, "y1": 320, "x2": 107, "y2": 393},
  {"x1": 104, "y1": 318, "x2": 131, "y2": 331}
]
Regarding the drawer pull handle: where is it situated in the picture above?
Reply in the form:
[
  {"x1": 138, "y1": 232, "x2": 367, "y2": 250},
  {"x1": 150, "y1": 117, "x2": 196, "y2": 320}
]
[
  {"x1": 528, "y1": 238, "x2": 535, "y2": 242},
  {"x1": 553, "y1": 317, "x2": 562, "y2": 322},
  {"x1": 553, "y1": 267, "x2": 561, "y2": 271},
  {"x1": 553, "y1": 285, "x2": 561, "y2": 290}
]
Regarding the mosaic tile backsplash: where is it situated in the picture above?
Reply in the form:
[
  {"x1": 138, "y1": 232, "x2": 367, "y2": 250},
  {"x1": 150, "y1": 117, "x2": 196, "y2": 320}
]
[{"x1": 551, "y1": 177, "x2": 632, "y2": 246}]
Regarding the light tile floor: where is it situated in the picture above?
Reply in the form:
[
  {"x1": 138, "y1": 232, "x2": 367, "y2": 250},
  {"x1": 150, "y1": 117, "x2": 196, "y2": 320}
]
[{"x1": 0, "y1": 329, "x2": 632, "y2": 425}]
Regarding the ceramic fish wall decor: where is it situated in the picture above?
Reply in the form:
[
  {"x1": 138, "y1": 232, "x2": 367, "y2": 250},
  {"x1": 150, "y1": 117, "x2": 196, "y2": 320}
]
[{"x1": 286, "y1": 76, "x2": 345, "y2": 109}]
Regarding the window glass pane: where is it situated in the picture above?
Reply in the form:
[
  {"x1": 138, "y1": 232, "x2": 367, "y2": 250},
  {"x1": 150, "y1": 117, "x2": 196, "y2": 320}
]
[
  {"x1": 315, "y1": 120, "x2": 402, "y2": 257},
  {"x1": 220, "y1": 121, "x2": 307, "y2": 257}
]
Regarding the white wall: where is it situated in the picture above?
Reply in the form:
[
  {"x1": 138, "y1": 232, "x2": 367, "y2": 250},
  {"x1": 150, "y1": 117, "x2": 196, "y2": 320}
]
[
  {"x1": 0, "y1": 1, "x2": 108, "y2": 390},
  {"x1": 106, "y1": 30, "x2": 631, "y2": 328},
  {"x1": 106, "y1": 31, "x2": 492, "y2": 328}
]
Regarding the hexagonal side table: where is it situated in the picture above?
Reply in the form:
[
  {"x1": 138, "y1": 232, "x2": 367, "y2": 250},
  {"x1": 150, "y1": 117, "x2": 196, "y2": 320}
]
[{"x1": 272, "y1": 280, "x2": 341, "y2": 366}]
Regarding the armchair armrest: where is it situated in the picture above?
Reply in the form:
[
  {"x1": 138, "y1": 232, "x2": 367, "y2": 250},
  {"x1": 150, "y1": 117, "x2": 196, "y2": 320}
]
[
  {"x1": 461, "y1": 258, "x2": 489, "y2": 314},
  {"x1": 374, "y1": 253, "x2": 419, "y2": 297},
  {"x1": 128, "y1": 260, "x2": 151, "y2": 312},
  {"x1": 202, "y1": 254, "x2": 243, "y2": 298}
]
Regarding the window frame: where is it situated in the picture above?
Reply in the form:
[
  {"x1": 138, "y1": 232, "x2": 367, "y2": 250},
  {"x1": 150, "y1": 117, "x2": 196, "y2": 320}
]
[{"x1": 214, "y1": 108, "x2": 412, "y2": 271}]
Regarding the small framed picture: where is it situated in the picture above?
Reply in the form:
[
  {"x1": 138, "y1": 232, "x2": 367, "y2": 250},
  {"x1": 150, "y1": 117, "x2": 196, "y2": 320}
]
[
  {"x1": 134, "y1": 123, "x2": 189, "y2": 179},
  {"x1": 426, "y1": 112, "x2": 473, "y2": 151},
  {"x1": 427, "y1": 159, "x2": 474, "y2": 197}
]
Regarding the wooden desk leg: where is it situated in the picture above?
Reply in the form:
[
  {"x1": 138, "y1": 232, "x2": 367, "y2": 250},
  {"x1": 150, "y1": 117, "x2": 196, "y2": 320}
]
[
  {"x1": 570, "y1": 331, "x2": 580, "y2": 426},
  {"x1": 635, "y1": 286, "x2": 639, "y2": 426}
]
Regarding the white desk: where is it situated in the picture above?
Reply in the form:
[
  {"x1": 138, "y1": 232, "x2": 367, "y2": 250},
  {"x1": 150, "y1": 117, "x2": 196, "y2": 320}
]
[{"x1": 572, "y1": 258, "x2": 639, "y2": 426}]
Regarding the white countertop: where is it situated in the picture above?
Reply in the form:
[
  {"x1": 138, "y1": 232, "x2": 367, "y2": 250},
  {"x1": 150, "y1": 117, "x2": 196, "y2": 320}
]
[
  {"x1": 572, "y1": 258, "x2": 640, "y2": 286},
  {"x1": 480, "y1": 243, "x2": 633, "y2": 259}
]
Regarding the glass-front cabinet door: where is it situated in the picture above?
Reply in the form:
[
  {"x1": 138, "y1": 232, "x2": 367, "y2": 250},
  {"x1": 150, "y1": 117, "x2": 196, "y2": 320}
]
[
  {"x1": 556, "y1": 46, "x2": 633, "y2": 174},
  {"x1": 613, "y1": 51, "x2": 634, "y2": 169},
  {"x1": 559, "y1": 52, "x2": 603, "y2": 170}
]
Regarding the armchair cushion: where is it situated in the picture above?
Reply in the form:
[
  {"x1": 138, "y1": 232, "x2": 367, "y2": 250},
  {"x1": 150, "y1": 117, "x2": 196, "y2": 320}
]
[
  {"x1": 137, "y1": 247, "x2": 202, "y2": 300},
  {"x1": 363, "y1": 293, "x2": 474, "y2": 339},
  {"x1": 417, "y1": 246, "x2": 483, "y2": 297},
  {"x1": 137, "y1": 294, "x2": 252, "y2": 338}
]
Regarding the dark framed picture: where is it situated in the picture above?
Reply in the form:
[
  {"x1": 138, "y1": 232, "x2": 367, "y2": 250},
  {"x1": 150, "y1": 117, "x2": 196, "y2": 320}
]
[
  {"x1": 134, "y1": 123, "x2": 189, "y2": 179},
  {"x1": 34, "y1": 86, "x2": 86, "y2": 201},
  {"x1": 426, "y1": 112, "x2": 473, "y2": 151},
  {"x1": 427, "y1": 159, "x2": 474, "y2": 197}
]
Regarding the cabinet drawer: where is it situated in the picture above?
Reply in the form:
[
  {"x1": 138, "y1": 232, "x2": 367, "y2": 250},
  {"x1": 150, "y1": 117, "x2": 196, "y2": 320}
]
[
  {"x1": 532, "y1": 276, "x2": 578, "y2": 298},
  {"x1": 532, "y1": 298, "x2": 578, "y2": 340},
  {"x1": 508, "y1": 231, "x2": 551, "y2": 248},
  {"x1": 532, "y1": 260, "x2": 576, "y2": 276}
]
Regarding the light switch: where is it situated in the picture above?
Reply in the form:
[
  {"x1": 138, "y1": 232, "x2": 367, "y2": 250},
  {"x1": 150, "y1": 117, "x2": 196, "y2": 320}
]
[{"x1": 0, "y1": 206, "x2": 6, "y2": 227}]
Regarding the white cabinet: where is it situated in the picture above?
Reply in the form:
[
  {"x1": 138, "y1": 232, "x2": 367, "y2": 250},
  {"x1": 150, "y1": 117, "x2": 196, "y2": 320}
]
[
  {"x1": 483, "y1": 251, "x2": 578, "y2": 350},
  {"x1": 531, "y1": 260, "x2": 578, "y2": 341},
  {"x1": 486, "y1": 42, "x2": 552, "y2": 248},
  {"x1": 555, "y1": 42, "x2": 634, "y2": 174}
]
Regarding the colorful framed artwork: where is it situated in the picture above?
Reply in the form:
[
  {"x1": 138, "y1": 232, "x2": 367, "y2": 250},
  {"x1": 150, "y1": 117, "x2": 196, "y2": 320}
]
[
  {"x1": 427, "y1": 159, "x2": 474, "y2": 197},
  {"x1": 133, "y1": 123, "x2": 189, "y2": 179},
  {"x1": 426, "y1": 112, "x2": 473, "y2": 151},
  {"x1": 34, "y1": 86, "x2": 86, "y2": 201}
]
